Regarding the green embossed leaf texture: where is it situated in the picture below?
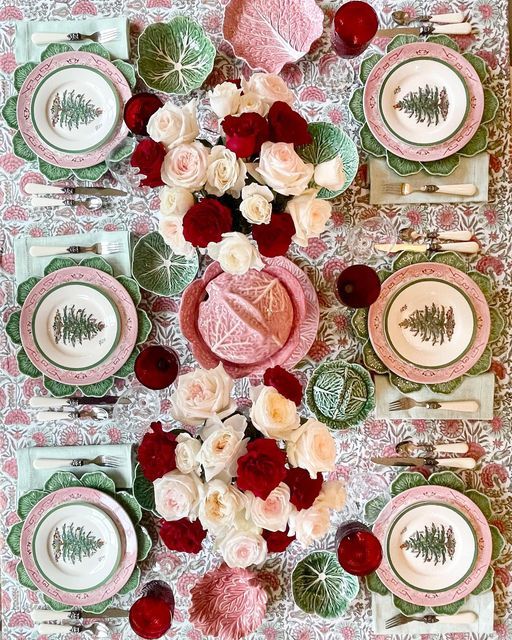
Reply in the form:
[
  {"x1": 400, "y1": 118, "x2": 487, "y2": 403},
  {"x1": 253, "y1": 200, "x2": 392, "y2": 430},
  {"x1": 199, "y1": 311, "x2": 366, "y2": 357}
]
[
  {"x1": 428, "y1": 376, "x2": 464, "y2": 394},
  {"x1": 78, "y1": 42, "x2": 110, "y2": 59},
  {"x1": 117, "y1": 275, "x2": 141, "y2": 306},
  {"x1": 108, "y1": 137, "x2": 136, "y2": 164},
  {"x1": 116, "y1": 491, "x2": 142, "y2": 524},
  {"x1": 79, "y1": 378, "x2": 114, "y2": 397},
  {"x1": 44, "y1": 377, "x2": 77, "y2": 397},
  {"x1": 38, "y1": 159, "x2": 72, "y2": 182},
  {"x1": 360, "y1": 124, "x2": 386, "y2": 158},
  {"x1": 428, "y1": 471, "x2": 465, "y2": 494},
  {"x1": 79, "y1": 256, "x2": 113, "y2": 275},
  {"x1": 366, "y1": 570, "x2": 388, "y2": 595},
  {"x1": 490, "y1": 524, "x2": 505, "y2": 561},
  {"x1": 359, "y1": 53, "x2": 382, "y2": 83},
  {"x1": 14, "y1": 62, "x2": 37, "y2": 91},
  {"x1": 133, "y1": 464, "x2": 157, "y2": 512},
  {"x1": 2, "y1": 95, "x2": 18, "y2": 129},
  {"x1": 386, "y1": 35, "x2": 418, "y2": 52},
  {"x1": 6, "y1": 311, "x2": 22, "y2": 345},
  {"x1": 17, "y1": 562, "x2": 37, "y2": 590},
  {"x1": 365, "y1": 494, "x2": 390, "y2": 525},
  {"x1": 387, "y1": 152, "x2": 422, "y2": 177},
  {"x1": 18, "y1": 490, "x2": 47, "y2": 519},
  {"x1": 40, "y1": 43, "x2": 73, "y2": 60},
  {"x1": 489, "y1": 308, "x2": 505, "y2": 344},
  {"x1": 17, "y1": 350, "x2": 41, "y2": 379},
  {"x1": 80, "y1": 471, "x2": 116, "y2": 495},
  {"x1": 390, "y1": 472, "x2": 427, "y2": 497},
  {"x1": 392, "y1": 252, "x2": 428, "y2": 271},
  {"x1": 132, "y1": 231, "x2": 199, "y2": 296},
  {"x1": 464, "y1": 53, "x2": 488, "y2": 83},
  {"x1": 432, "y1": 599, "x2": 465, "y2": 615},
  {"x1": 389, "y1": 373, "x2": 422, "y2": 394},
  {"x1": 112, "y1": 60, "x2": 137, "y2": 89},
  {"x1": 458, "y1": 126, "x2": 489, "y2": 157},
  {"x1": 137, "y1": 18, "x2": 216, "y2": 94},
  {"x1": 118, "y1": 566, "x2": 141, "y2": 595},
  {"x1": 481, "y1": 89, "x2": 499, "y2": 125},
  {"x1": 44, "y1": 257, "x2": 76, "y2": 275},
  {"x1": 136, "y1": 526, "x2": 153, "y2": 562},
  {"x1": 426, "y1": 34, "x2": 459, "y2": 51},
  {"x1": 80, "y1": 599, "x2": 113, "y2": 614},
  {"x1": 73, "y1": 162, "x2": 109, "y2": 182},
  {"x1": 472, "y1": 566, "x2": 494, "y2": 595},
  {"x1": 466, "y1": 348, "x2": 492, "y2": 377},
  {"x1": 44, "y1": 471, "x2": 82, "y2": 493},
  {"x1": 292, "y1": 551, "x2": 359, "y2": 619},
  {"x1": 136, "y1": 310, "x2": 152, "y2": 345},
  {"x1": 362, "y1": 343, "x2": 387, "y2": 375},
  {"x1": 115, "y1": 348, "x2": 138, "y2": 378},
  {"x1": 349, "y1": 88, "x2": 365, "y2": 124},
  {"x1": 465, "y1": 489, "x2": 493, "y2": 520},
  {"x1": 7, "y1": 522, "x2": 24, "y2": 557},
  {"x1": 393, "y1": 596, "x2": 424, "y2": 616},
  {"x1": 430, "y1": 251, "x2": 467, "y2": 272},
  {"x1": 468, "y1": 271, "x2": 493, "y2": 302},
  {"x1": 421, "y1": 154, "x2": 460, "y2": 176},
  {"x1": 351, "y1": 308, "x2": 369, "y2": 340},
  {"x1": 13, "y1": 131, "x2": 37, "y2": 162}
]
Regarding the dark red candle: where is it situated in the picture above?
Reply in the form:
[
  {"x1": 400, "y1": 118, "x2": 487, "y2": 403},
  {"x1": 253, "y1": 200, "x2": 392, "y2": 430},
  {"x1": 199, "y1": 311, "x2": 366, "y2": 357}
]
[
  {"x1": 331, "y1": 1, "x2": 379, "y2": 58},
  {"x1": 336, "y1": 521, "x2": 383, "y2": 576},
  {"x1": 134, "y1": 345, "x2": 180, "y2": 390},
  {"x1": 124, "y1": 93, "x2": 164, "y2": 136},
  {"x1": 336, "y1": 264, "x2": 381, "y2": 308}
]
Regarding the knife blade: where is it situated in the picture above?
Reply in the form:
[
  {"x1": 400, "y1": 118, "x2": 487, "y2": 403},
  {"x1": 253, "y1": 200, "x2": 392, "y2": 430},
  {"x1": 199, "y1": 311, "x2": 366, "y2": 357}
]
[
  {"x1": 25, "y1": 183, "x2": 126, "y2": 197},
  {"x1": 372, "y1": 456, "x2": 476, "y2": 469},
  {"x1": 31, "y1": 608, "x2": 129, "y2": 623},
  {"x1": 30, "y1": 396, "x2": 129, "y2": 408},
  {"x1": 375, "y1": 242, "x2": 480, "y2": 254},
  {"x1": 377, "y1": 22, "x2": 472, "y2": 37}
]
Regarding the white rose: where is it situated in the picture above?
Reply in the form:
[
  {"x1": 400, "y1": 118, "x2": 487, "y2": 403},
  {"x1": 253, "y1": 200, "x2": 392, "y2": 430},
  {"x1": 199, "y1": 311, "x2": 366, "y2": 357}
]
[
  {"x1": 242, "y1": 73, "x2": 295, "y2": 107},
  {"x1": 175, "y1": 433, "x2": 202, "y2": 475},
  {"x1": 237, "y1": 91, "x2": 269, "y2": 116},
  {"x1": 314, "y1": 156, "x2": 346, "y2": 192},
  {"x1": 197, "y1": 414, "x2": 249, "y2": 482},
  {"x1": 154, "y1": 470, "x2": 203, "y2": 521},
  {"x1": 250, "y1": 385, "x2": 300, "y2": 440},
  {"x1": 158, "y1": 216, "x2": 195, "y2": 257},
  {"x1": 207, "y1": 232, "x2": 264, "y2": 276},
  {"x1": 199, "y1": 479, "x2": 247, "y2": 535},
  {"x1": 285, "y1": 188, "x2": 332, "y2": 247},
  {"x1": 205, "y1": 145, "x2": 247, "y2": 198},
  {"x1": 218, "y1": 528, "x2": 267, "y2": 568},
  {"x1": 147, "y1": 99, "x2": 199, "y2": 149},
  {"x1": 288, "y1": 505, "x2": 331, "y2": 547},
  {"x1": 313, "y1": 480, "x2": 346, "y2": 512},
  {"x1": 170, "y1": 363, "x2": 236, "y2": 426},
  {"x1": 161, "y1": 141, "x2": 208, "y2": 190},
  {"x1": 240, "y1": 184, "x2": 273, "y2": 225},
  {"x1": 256, "y1": 142, "x2": 314, "y2": 196},
  {"x1": 247, "y1": 483, "x2": 291, "y2": 532},
  {"x1": 287, "y1": 418, "x2": 336, "y2": 479},
  {"x1": 159, "y1": 186, "x2": 195, "y2": 218},
  {"x1": 208, "y1": 82, "x2": 242, "y2": 119}
]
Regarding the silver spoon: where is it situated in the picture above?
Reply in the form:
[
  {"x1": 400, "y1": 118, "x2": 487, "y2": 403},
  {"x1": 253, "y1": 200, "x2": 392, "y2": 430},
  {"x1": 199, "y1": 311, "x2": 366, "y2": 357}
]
[
  {"x1": 392, "y1": 10, "x2": 432, "y2": 25},
  {"x1": 30, "y1": 196, "x2": 103, "y2": 211}
]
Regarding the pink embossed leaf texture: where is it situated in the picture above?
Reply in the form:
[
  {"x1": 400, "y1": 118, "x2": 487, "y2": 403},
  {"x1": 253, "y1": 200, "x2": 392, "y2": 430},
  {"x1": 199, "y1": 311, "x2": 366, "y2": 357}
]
[{"x1": 223, "y1": 0, "x2": 324, "y2": 73}]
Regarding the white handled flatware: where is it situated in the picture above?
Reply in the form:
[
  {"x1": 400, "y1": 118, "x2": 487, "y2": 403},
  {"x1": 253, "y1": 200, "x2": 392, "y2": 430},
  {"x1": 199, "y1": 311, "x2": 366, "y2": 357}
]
[
  {"x1": 36, "y1": 408, "x2": 110, "y2": 422},
  {"x1": 31, "y1": 609, "x2": 129, "y2": 623},
  {"x1": 31, "y1": 28, "x2": 119, "y2": 46},
  {"x1": 378, "y1": 23, "x2": 472, "y2": 37},
  {"x1": 391, "y1": 11, "x2": 467, "y2": 26},
  {"x1": 372, "y1": 456, "x2": 477, "y2": 469},
  {"x1": 29, "y1": 241, "x2": 121, "y2": 257},
  {"x1": 31, "y1": 196, "x2": 103, "y2": 211},
  {"x1": 30, "y1": 396, "x2": 126, "y2": 408},
  {"x1": 396, "y1": 440, "x2": 470, "y2": 456},
  {"x1": 386, "y1": 611, "x2": 478, "y2": 629},
  {"x1": 375, "y1": 241, "x2": 480, "y2": 254},
  {"x1": 400, "y1": 228, "x2": 473, "y2": 242},
  {"x1": 38, "y1": 622, "x2": 112, "y2": 637},
  {"x1": 33, "y1": 455, "x2": 123, "y2": 470},
  {"x1": 384, "y1": 183, "x2": 477, "y2": 197},
  {"x1": 389, "y1": 399, "x2": 479, "y2": 412},
  {"x1": 25, "y1": 183, "x2": 126, "y2": 197}
]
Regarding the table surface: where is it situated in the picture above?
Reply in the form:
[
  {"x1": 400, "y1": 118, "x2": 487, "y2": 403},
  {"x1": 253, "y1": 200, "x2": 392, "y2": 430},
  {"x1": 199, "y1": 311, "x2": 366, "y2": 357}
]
[{"x1": 1, "y1": 1, "x2": 512, "y2": 638}]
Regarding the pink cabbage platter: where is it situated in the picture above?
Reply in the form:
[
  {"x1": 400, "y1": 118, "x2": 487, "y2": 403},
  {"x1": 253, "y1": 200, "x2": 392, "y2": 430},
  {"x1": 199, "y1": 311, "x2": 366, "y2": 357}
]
[{"x1": 223, "y1": 0, "x2": 324, "y2": 73}]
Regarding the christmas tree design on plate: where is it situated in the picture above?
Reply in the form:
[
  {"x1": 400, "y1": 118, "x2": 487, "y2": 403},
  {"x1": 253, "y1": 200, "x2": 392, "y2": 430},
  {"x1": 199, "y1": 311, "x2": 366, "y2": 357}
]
[
  {"x1": 50, "y1": 89, "x2": 103, "y2": 131},
  {"x1": 400, "y1": 523, "x2": 456, "y2": 566},
  {"x1": 52, "y1": 523, "x2": 104, "y2": 564},
  {"x1": 393, "y1": 85, "x2": 449, "y2": 127},
  {"x1": 399, "y1": 303, "x2": 455, "y2": 346},
  {"x1": 52, "y1": 305, "x2": 105, "y2": 347}
]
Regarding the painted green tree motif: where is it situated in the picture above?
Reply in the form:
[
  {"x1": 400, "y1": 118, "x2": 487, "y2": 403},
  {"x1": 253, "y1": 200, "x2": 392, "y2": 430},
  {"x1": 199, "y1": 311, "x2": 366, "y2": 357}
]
[
  {"x1": 393, "y1": 85, "x2": 449, "y2": 127},
  {"x1": 401, "y1": 523, "x2": 456, "y2": 565},
  {"x1": 50, "y1": 89, "x2": 103, "y2": 131},
  {"x1": 52, "y1": 524, "x2": 104, "y2": 564},
  {"x1": 399, "y1": 303, "x2": 455, "y2": 346},
  {"x1": 52, "y1": 305, "x2": 105, "y2": 347}
]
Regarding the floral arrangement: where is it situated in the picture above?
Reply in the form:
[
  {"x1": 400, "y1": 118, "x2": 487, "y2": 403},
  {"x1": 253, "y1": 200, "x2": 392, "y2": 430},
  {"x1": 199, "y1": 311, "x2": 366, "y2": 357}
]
[
  {"x1": 136, "y1": 363, "x2": 345, "y2": 568},
  {"x1": 128, "y1": 73, "x2": 346, "y2": 274}
]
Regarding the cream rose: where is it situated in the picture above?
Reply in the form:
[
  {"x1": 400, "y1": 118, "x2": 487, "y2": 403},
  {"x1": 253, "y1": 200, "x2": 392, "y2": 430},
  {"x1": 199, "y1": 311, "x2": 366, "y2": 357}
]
[
  {"x1": 237, "y1": 91, "x2": 269, "y2": 116},
  {"x1": 199, "y1": 479, "x2": 247, "y2": 535},
  {"x1": 197, "y1": 414, "x2": 249, "y2": 481},
  {"x1": 170, "y1": 363, "x2": 236, "y2": 426},
  {"x1": 161, "y1": 141, "x2": 208, "y2": 190},
  {"x1": 218, "y1": 528, "x2": 267, "y2": 568},
  {"x1": 205, "y1": 145, "x2": 247, "y2": 197},
  {"x1": 289, "y1": 505, "x2": 331, "y2": 547},
  {"x1": 286, "y1": 188, "x2": 332, "y2": 247},
  {"x1": 159, "y1": 186, "x2": 195, "y2": 218},
  {"x1": 314, "y1": 156, "x2": 346, "y2": 192},
  {"x1": 239, "y1": 184, "x2": 273, "y2": 225},
  {"x1": 313, "y1": 480, "x2": 347, "y2": 512},
  {"x1": 147, "y1": 99, "x2": 199, "y2": 149},
  {"x1": 208, "y1": 82, "x2": 242, "y2": 119},
  {"x1": 175, "y1": 433, "x2": 202, "y2": 475},
  {"x1": 158, "y1": 216, "x2": 195, "y2": 257},
  {"x1": 250, "y1": 385, "x2": 300, "y2": 440},
  {"x1": 207, "y1": 232, "x2": 264, "y2": 276},
  {"x1": 247, "y1": 483, "x2": 291, "y2": 532},
  {"x1": 256, "y1": 142, "x2": 314, "y2": 196},
  {"x1": 242, "y1": 73, "x2": 295, "y2": 107},
  {"x1": 154, "y1": 470, "x2": 203, "y2": 521},
  {"x1": 287, "y1": 418, "x2": 336, "y2": 479}
]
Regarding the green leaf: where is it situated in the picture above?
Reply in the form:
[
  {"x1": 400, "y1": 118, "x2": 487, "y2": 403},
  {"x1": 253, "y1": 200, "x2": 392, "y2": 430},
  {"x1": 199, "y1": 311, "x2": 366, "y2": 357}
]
[
  {"x1": 390, "y1": 472, "x2": 427, "y2": 497},
  {"x1": 17, "y1": 350, "x2": 41, "y2": 378},
  {"x1": 464, "y1": 53, "x2": 488, "y2": 83},
  {"x1": 481, "y1": 88, "x2": 499, "y2": 125},
  {"x1": 366, "y1": 570, "x2": 388, "y2": 595},
  {"x1": 116, "y1": 491, "x2": 142, "y2": 524},
  {"x1": 115, "y1": 349, "x2": 138, "y2": 378},
  {"x1": 78, "y1": 42, "x2": 110, "y2": 59},
  {"x1": 421, "y1": 154, "x2": 460, "y2": 176},
  {"x1": 136, "y1": 525, "x2": 153, "y2": 562},
  {"x1": 472, "y1": 566, "x2": 494, "y2": 595},
  {"x1": 426, "y1": 34, "x2": 459, "y2": 51},
  {"x1": 359, "y1": 53, "x2": 381, "y2": 83},
  {"x1": 18, "y1": 490, "x2": 47, "y2": 519},
  {"x1": 432, "y1": 599, "x2": 465, "y2": 615},
  {"x1": 14, "y1": 62, "x2": 37, "y2": 91},
  {"x1": 393, "y1": 595, "x2": 424, "y2": 615},
  {"x1": 428, "y1": 471, "x2": 465, "y2": 494},
  {"x1": 490, "y1": 524, "x2": 505, "y2": 561},
  {"x1": 13, "y1": 131, "x2": 36, "y2": 162},
  {"x1": 137, "y1": 310, "x2": 152, "y2": 345},
  {"x1": 38, "y1": 159, "x2": 72, "y2": 182},
  {"x1": 118, "y1": 566, "x2": 141, "y2": 595},
  {"x1": 489, "y1": 308, "x2": 505, "y2": 344},
  {"x1": 428, "y1": 377, "x2": 464, "y2": 394},
  {"x1": 392, "y1": 252, "x2": 428, "y2": 271},
  {"x1": 43, "y1": 377, "x2": 77, "y2": 398},
  {"x1": 431, "y1": 251, "x2": 468, "y2": 272},
  {"x1": 2, "y1": 95, "x2": 18, "y2": 129},
  {"x1": 386, "y1": 35, "x2": 418, "y2": 52},
  {"x1": 79, "y1": 378, "x2": 114, "y2": 397},
  {"x1": 6, "y1": 311, "x2": 22, "y2": 345},
  {"x1": 43, "y1": 595, "x2": 76, "y2": 611},
  {"x1": 44, "y1": 257, "x2": 75, "y2": 275},
  {"x1": 351, "y1": 308, "x2": 369, "y2": 341},
  {"x1": 133, "y1": 463, "x2": 157, "y2": 512},
  {"x1": 80, "y1": 472, "x2": 116, "y2": 495},
  {"x1": 360, "y1": 124, "x2": 386, "y2": 158},
  {"x1": 40, "y1": 43, "x2": 73, "y2": 60},
  {"x1": 348, "y1": 88, "x2": 365, "y2": 124},
  {"x1": 458, "y1": 126, "x2": 489, "y2": 157},
  {"x1": 362, "y1": 343, "x2": 387, "y2": 374},
  {"x1": 387, "y1": 152, "x2": 422, "y2": 176},
  {"x1": 112, "y1": 59, "x2": 137, "y2": 89},
  {"x1": 17, "y1": 562, "x2": 37, "y2": 590},
  {"x1": 7, "y1": 522, "x2": 23, "y2": 557},
  {"x1": 465, "y1": 489, "x2": 493, "y2": 520},
  {"x1": 468, "y1": 271, "x2": 493, "y2": 302},
  {"x1": 79, "y1": 256, "x2": 113, "y2": 275},
  {"x1": 389, "y1": 373, "x2": 422, "y2": 394},
  {"x1": 137, "y1": 17, "x2": 216, "y2": 94},
  {"x1": 73, "y1": 161, "x2": 108, "y2": 182},
  {"x1": 108, "y1": 136, "x2": 136, "y2": 163},
  {"x1": 466, "y1": 347, "x2": 492, "y2": 377},
  {"x1": 364, "y1": 494, "x2": 389, "y2": 525},
  {"x1": 44, "y1": 471, "x2": 81, "y2": 493},
  {"x1": 117, "y1": 276, "x2": 141, "y2": 306},
  {"x1": 80, "y1": 598, "x2": 113, "y2": 614}
]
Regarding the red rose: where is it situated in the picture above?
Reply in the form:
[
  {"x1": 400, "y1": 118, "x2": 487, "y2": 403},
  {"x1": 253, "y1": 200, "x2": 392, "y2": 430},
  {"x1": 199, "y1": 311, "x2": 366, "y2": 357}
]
[
  {"x1": 222, "y1": 112, "x2": 269, "y2": 158},
  {"x1": 263, "y1": 527, "x2": 296, "y2": 553},
  {"x1": 160, "y1": 518, "x2": 207, "y2": 554},
  {"x1": 263, "y1": 366, "x2": 303, "y2": 406},
  {"x1": 138, "y1": 421, "x2": 178, "y2": 481},
  {"x1": 130, "y1": 139, "x2": 166, "y2": 188},
  {"x1": 285, "y1": 468, "x2": 323, "y2": 510},
  {"x1": 236, "y1": 438, "x2": 287, "y2": 500},
  {"x1": 124, "y1": 93, "x2": 163, "y2": 136},
  {"x1": 268, "y1": 101, "x2": 312, "y2": 146},
  {"x1": 183, "y1": 198, "x2": 233, "y2": 247},
  {"x1": 252, "y1": 213, "x2": 295, "y2": 257}
]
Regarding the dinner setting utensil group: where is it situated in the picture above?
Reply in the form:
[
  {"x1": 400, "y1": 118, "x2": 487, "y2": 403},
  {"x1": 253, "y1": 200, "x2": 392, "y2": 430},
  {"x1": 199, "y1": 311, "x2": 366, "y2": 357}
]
[
  {"x1": 29, "y1": 241, "x2": 122, "y2": 257},
  {"x1": 31, "y1": 28, "x2": 119, "y2": 45}
]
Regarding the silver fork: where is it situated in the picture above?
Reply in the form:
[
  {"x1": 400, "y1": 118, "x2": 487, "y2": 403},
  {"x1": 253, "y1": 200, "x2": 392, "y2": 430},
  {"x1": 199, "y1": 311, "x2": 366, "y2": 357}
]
[
  {"x1": 389, "y1": 398, "x2": 479, "y2": 412},
  {"x1": 383, "y1": 183, "x2": 477, "y2": 196},
  {"x1": 30, "y1": 241, "x2": 122, "y2": 258},
  {"x1": 33, "y1": 455, "x2": 123, "y2": 470},
  {"x1": 386, "y1": 611, "x2": 478, "y2": 629},
  {"x1": 38, "y1": 622, "x2": 113, "y2": 637},
  {"x1": 32, "y1": 28, "x2": 119, "y2": 46}
]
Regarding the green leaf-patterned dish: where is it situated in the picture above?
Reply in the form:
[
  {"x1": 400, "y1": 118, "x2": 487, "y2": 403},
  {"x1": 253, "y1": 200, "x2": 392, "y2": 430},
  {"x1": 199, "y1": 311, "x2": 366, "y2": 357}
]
[
  {"x1": 137, "y1": 17, "x2": 216, "y2": 95},
  {"x1": 306, "y1": 359, "x2": 375, "y2": 429}
]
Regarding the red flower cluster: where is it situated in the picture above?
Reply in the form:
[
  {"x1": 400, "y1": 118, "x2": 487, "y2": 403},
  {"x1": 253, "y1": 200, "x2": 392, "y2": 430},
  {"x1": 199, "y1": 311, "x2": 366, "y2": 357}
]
[
  {"x1": 263, "y1": 527, "x2": 296, "y2": 553},
  {"x1": 160, "y1": 518, "x2": 207, "y2": 554},
  {"x1": 124, "y1": 93, "x2": 163, "y2": 136},
  {"x1": 222, "y1": 112, "x2": 269, "y2": 158},
  {"x1": 236, "y1": 439, "x2": 287, "y2": 500},
  {"x1": 268, "y1": 102, "x2": 312, "y2": 146},
  {"x1": 130, "y1": 139, "x2": 165, "y2": 188},
  {"x1": 252, "y1": 213, "x2": 295, "y2": 257},
  {"x1": 183, "y1": 198, "x2": 233, "y2": 247},
  {"x1": 285, "y1": 468, "x2": 323, "y2": 510},
  {"x1": 263, "y1": 366, "x2": 303, "y2": 406},
  {"x1": 138, "y1": 421, "x2": 178, "y2": 481}
]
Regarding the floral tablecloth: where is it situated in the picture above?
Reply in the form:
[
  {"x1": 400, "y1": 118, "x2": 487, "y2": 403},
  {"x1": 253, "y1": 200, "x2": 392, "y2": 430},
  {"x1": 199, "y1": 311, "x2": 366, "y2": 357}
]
[{"x1": 1, "y1": 1, "x2": 511, "y2": 639}]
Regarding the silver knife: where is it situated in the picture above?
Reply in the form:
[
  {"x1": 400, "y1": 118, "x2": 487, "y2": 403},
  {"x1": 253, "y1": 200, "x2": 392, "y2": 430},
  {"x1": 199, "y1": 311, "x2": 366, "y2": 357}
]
[
  {"x1": 377, "y1": 23, "x2": 472, "y2": 37},
  {"x1": 375, "y1": 241, "x2": 480, "y2": 254},
  {"x1": 31, "y1": 608, "x2": 129, "y2": 623},
  {"x1": 372, "y1": 456, "x2": 476, "y2": 469},
  {"x1": 30, "y1": 396, "x2": 129, "y2": 408},
  {"x1": 25, "y1": 183, "x2": 126, "y2": 197}
]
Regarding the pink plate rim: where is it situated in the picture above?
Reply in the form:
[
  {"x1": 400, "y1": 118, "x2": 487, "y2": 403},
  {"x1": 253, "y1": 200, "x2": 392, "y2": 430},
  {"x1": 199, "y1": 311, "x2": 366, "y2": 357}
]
[
  {"x1": 19, "y1": 266, "x2": 138, "y2": 386},
  {"x1": 363, "y1": 42, "x2": 484, "y2": 161},
  {"x1": 368, "y1": 262, "x2": 490, "y2": 384},
  {"x1": 17, "y1": 51, "x2": 131, "y2": 169},
  {"x1": 373, "y1": 484, "x2": 492, "y2": 606},
  {"x1": 20, "y1": 486, "x2": 137, "y2": 606}
]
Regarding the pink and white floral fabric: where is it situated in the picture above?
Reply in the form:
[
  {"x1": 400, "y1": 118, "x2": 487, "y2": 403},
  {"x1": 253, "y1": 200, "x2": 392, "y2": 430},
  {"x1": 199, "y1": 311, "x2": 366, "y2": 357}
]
[{"x1": 0, "y1": 1, "x2": 511, "y2": 638}]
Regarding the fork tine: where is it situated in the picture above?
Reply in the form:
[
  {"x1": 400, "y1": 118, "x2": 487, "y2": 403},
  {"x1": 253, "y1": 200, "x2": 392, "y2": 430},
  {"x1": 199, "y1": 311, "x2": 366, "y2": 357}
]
[
  {"x1": 382, "y1": 183, "x2": 402, "y2": 195},
  {"x1": 98, "y1": 29, "x2": 119, "y2": 43},
  {"x1": 385, "y1": 615, "x2": 406, "y2": 629},
  {"x1": 388, "y1": 401, "x2": 403, "y2": 411}
]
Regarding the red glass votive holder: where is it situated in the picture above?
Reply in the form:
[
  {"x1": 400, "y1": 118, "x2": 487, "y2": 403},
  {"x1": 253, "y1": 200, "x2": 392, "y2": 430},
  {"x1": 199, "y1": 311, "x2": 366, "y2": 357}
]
[
  {"x1": 331, "y1": 1, "x2": 379, "y2": 58},
  {"x1": 134, "y1": 345, "x2": 180, "y2": 390},
  {"x1": 336, "y1": 264, "x2": 381, "y2": 309},
  {"x1": 336, "y1": 521, "x2": 383, "y2": 576},
  {"x1": 129, "y1": 581, "x2": 175, "y2": 640}
]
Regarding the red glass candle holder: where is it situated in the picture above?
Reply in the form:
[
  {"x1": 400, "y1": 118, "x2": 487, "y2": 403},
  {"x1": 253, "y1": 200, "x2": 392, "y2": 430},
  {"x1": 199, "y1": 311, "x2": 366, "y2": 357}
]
[
  {"x1": 124, "y1": 93, "x2": 163, "y2": 136},
  {"x1": 336, "y1": 521, "x2": 383, "y2": 576},
  {"x1": 134, "y1": 345, "x2": 180, "y2": 390},
  {"x1": 129, "y1": 581, "x2": 175, "y2": 640},
  {"x1": 331, "y1": 1, "x2": 379, "y2": 58},
  {"x1": 336, "y1": 264, "x2": 381, "y2": 308}
]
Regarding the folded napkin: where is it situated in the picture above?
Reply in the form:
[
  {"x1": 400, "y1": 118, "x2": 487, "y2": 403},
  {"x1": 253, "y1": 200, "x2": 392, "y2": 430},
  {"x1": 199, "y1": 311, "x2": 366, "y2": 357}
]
[
  {"x1": 372, "y1": 592, "x2": 494, "y2": 634},
  {"x1": 15, "y1": 16, "x2": 130, "y2": 63},
  {"x1": 14, "y1": 230, "x2": 132, "y2": 286},
  {"x1": 374, "y1": 373, "x2": 495, "y2": 420},
  {"x1": 369, "y1": 153, "x2": 489, "y2": 205},
  {"x1": 16, "y1": 444, "x2": 135, "y2": 500}
]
